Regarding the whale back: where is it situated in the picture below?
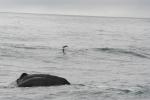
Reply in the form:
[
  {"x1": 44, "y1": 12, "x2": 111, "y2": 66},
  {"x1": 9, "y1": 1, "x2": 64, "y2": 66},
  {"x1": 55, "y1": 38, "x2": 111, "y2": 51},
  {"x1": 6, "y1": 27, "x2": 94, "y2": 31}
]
[{"x1": 17, "y1": 73, "x2": 70, "y2": 87}]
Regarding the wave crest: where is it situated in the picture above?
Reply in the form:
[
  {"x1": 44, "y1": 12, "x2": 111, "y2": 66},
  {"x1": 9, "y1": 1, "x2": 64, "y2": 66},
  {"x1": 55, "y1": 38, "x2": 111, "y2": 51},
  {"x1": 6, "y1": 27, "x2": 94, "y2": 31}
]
[{"x1": 93, "y1": 47, "x2": 149, "y2": 59}]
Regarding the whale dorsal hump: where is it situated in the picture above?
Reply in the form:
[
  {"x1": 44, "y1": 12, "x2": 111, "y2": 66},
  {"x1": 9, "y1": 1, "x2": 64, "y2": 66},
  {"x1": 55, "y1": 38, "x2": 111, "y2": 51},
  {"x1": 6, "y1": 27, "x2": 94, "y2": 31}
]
[{"x1": 20, "y1": 73, "x2": 28, "y2": 79}]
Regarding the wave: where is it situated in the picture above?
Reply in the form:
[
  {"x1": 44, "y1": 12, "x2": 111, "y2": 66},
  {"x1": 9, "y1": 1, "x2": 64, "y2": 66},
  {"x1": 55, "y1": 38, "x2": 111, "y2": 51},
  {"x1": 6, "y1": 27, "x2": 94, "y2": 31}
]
[
  {"x1": 93, "y1": 47, "x2": 149, "y2": 59},
  {"x1": 10, "y1": 45, "x2": 50, "y2": 50},
  {"x1": 1, "y1": 43, "x2": 52, "y2": 50}
]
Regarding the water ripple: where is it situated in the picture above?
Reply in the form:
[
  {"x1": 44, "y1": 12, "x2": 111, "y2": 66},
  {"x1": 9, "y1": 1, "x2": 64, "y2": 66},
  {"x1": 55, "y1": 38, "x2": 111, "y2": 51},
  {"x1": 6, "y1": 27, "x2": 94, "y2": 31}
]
[{"x1": 93, "y1": 47, "x2": 149, "y2": 59}]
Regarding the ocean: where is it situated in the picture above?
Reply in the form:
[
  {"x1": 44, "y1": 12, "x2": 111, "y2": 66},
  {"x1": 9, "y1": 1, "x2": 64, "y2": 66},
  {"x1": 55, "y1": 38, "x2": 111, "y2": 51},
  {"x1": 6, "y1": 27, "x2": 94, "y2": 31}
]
[{"x1": 0, "y1": 12, "x2": 150, "y2": 100}]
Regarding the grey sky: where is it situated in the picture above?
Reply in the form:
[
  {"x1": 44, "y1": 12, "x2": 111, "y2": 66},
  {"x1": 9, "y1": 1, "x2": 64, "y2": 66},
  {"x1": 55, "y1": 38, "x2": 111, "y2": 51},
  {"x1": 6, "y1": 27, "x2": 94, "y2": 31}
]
[{"x1": 0, "y1": 0, "x2": 150, "y2": 18}]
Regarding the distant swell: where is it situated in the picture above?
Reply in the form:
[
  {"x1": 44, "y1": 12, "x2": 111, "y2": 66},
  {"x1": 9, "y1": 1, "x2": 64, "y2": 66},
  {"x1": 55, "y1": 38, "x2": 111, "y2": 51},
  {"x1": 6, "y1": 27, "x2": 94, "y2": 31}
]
[
  {"x1": 11, "y1": 45, "x2": 49, "y2": 50},
  {"x1": 93, "y1": 47, "x2": 149, "y2": 59},
  {"x1": 2, "y1": 43, "x2": 51, "y2": 50}
]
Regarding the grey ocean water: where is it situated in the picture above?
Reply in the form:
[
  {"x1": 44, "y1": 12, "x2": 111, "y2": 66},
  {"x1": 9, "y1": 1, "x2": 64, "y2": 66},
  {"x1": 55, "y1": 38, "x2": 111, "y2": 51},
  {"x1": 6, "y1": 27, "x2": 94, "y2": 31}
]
[{"x1": 0, "y1": 12, "x2": 150, "y2": 100}]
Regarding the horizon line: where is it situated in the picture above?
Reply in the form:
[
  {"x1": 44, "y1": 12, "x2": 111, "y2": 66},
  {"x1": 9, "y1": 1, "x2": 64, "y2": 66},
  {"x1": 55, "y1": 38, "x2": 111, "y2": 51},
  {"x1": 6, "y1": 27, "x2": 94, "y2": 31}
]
[{"x1": 0, "y1": 11, "x2": 150, "y2": 19}]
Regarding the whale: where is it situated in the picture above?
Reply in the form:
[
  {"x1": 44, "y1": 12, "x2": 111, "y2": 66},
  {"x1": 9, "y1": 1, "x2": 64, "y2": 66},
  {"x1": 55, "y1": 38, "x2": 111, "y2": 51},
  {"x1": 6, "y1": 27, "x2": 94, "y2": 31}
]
[{"x1": 16, "y1": 73, "x2": 70, "y2": 87}]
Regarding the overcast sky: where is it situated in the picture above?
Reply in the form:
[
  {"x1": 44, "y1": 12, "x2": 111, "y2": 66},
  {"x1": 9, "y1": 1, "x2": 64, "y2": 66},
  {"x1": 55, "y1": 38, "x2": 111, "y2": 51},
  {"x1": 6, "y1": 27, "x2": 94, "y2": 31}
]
[{"x1": 0, "y1": 0, "x2": 150, "y2": 18}]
